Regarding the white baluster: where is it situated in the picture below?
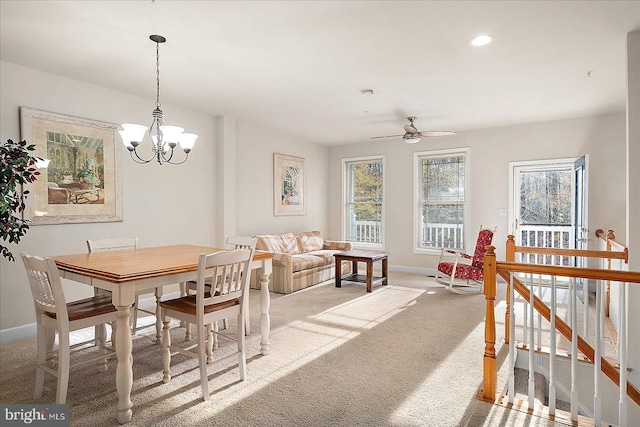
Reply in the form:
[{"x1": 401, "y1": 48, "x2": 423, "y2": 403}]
[
  {"x1": 594, "y1": 278, "x2": 602, "y2": 425},
  {"x1": 583, "y1": 262, "x2": 589, "y2": 338},
  {"x1": 549, "y1": 276, "x2": 557, "y2": 416},
  {"x1": 619, "y1": 281, "x2": 627, "y2": 426},
  {"x1": 528, "y1": 273, "x2": 535, "y2": 410},
  {"x1": 570, "y1": 277, "x2": 579, "y2": 422},
  {"x1": 537, "y1": 274, "x2": 542, "y2": 351},
  {"x1": 508, "y1": 273, "x2": 515, "y2": 404},
  {"x1": 523, "y1": 279, "x2": 528, "y2": 347}
]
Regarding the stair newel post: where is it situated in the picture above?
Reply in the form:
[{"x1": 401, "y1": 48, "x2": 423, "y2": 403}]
[
  {"x1": 482, "y1": 245, "x2": 497, "y2": 401},
  {"x1": 505, "y1": 235, "x2": 516, "y2": 343}
]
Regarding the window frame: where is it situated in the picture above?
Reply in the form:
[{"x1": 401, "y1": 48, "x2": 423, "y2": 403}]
[
  {"x1": 342, "y1": 155, "x2": 385, "y2": 250},
  {"x1": 413, "y1": 147, "x2": 470, "y2": 254}
]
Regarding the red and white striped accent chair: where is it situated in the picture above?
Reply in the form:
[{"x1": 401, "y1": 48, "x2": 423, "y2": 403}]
[{"x1": 435, "y1": 225, "x2": 496, "y2": 294}]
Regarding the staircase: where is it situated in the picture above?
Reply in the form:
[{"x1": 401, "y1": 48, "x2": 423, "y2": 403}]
[
  {"x1": 479, "y1": 232, "x2": 640, "y2": 426},
  {"x1": 513, "y1": 348, "x2": 623, "y2": 420}
]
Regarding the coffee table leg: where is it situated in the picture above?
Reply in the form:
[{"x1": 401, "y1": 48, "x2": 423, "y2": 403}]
[
  {"x1": 382, "y1": 257, "x2": 388, "y2": 286},
  {"x1": 352, "y1": 260, "x2": 358, "y2": 275},
  {"x1": 366, "y1": 260, "x2": 373, "y2": 292},
  {"x1": 335, "y1": 258, "x2": 342, "y2": 288}
]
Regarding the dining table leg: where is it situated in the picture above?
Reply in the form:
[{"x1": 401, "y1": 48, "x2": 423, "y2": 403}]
[
  {"x1": 258, "y1": 262, "x2": 272, "y2": 356},
  {"x1": 154, "y1": 287, "x2": 163, "y2": 343},
  {"x1": 115, "y1": 304, "x2": 133, "y2": 424}
]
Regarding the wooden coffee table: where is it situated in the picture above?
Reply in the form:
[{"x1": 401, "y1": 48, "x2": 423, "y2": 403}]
[{"x1": 334, "y1": 250, "x2": 388, "y2": 292}]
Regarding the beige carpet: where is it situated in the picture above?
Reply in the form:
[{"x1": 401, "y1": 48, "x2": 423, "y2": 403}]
[{"x1": 0, "y1": 273, "x2": 564, "y2": 426}]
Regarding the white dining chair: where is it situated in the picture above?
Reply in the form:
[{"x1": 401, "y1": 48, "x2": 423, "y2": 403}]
[
  {"x1": 160, "y1": 246, "x2": 255, "y2": 401},
  {"x1": 87, "y1": 237, "x2": 163, "y2": 342},
  {"x1": 21, "y1": 252, "x2": 117, "y2": 404},
  {"x1": 184, "y1": 236, "x2": 257, "y2": 339}
]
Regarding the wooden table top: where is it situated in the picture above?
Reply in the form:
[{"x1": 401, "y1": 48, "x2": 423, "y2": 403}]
[
  {"x1": 333, "y1": 250, "x2": 389, "y2": 261},
  {"x1": 52, "y1": 245, "x2": 273, "y2": 283}
]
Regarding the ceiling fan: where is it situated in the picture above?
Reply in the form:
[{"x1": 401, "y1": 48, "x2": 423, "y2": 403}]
[{"x1": 371, "y1": 116, "x2": 456, "y2": 144}]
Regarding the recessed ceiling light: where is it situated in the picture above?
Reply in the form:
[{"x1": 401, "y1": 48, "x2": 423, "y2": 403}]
[
  {"x1": 361, "y1": 89, "x2": 374, "y2": 97},
  {"x1": 471, "y1": 35, "x2": 493, "y2": 46}
]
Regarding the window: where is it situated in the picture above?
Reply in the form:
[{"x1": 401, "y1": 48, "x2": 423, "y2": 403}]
[
  {"x1": 414, "y1": 148, "x2": 469, "y2": 252},
  {"x1": 343, "y1": 156, "x2": 384, "y2": 248},
  {"x1": 509, "y1": 157, "x2": 586, "y2": 266}
]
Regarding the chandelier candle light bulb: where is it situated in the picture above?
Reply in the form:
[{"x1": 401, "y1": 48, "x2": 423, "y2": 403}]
[{"x1": 119, "y1": 35, "x2": 198, "y2": 165}]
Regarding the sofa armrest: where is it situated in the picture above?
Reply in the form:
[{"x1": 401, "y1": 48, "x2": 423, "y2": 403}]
[
  {"x1": 323, "y1": 240, "x2": 353, "y2": 251},
  {"x1": 272, "y1": 252, "x2": 292, "y2": 268}
]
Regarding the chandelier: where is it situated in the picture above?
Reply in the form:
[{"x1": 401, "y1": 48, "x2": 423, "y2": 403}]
[{"x1": 119, "y1": 35, "x2": 197, "y2": 165}]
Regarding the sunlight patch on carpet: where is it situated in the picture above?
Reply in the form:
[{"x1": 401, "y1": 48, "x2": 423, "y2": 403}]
[{"x1": 176, "y1": 285, "x2": 430, "y2": 415}]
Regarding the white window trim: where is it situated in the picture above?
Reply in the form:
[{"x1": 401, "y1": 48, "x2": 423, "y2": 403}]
[
  {"x1": 341, "y1": 155, "x2": 385, "y2": 250},
  {"x1": 413, "y1": 147, "x2": 470, "y2": 255}
]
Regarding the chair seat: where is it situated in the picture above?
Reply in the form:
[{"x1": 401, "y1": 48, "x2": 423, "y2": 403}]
[
  {"x1": 161, "y1": 247, "x2": 255, "y2": 402},
  {"x1": 44, "y1": 295, "x2": 117, "y2": 321},
  {"x1": 21, "y1": 252, "x2": 116, "y2": 404},
  {"x1": 437, "y1": 262, "x2": 483, "y2": 281},
  {"x1": 159, "y1": 294, "x2": 239, "y2": 315}
]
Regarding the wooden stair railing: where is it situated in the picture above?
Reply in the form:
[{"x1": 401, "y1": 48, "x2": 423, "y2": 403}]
[
  {"x1": 503, "y1": 234, "x2": 628, "y2": 346},
  {"x1": 481, "y1": 245, "x2": 640, "y2": 408},
  {"x1": 497, "y1": 267, "x2": 640, "y2": 407}
]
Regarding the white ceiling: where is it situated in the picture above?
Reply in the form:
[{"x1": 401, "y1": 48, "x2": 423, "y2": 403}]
[{"x1": 1, "y1": 1, "x2": 639, "y2": 145}]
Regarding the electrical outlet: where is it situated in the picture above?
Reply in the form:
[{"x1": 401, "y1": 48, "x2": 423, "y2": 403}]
[{"x1": 498, "y1": 209, "x2": 507, "y2": 217}]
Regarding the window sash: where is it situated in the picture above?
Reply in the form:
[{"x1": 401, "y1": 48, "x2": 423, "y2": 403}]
[
  {"x1": 415, "y1": 149, "x2": 468, "y2": 252},
  {"x1": 344, "y1": 157, "x2": 384, "y2": 245},
  {"x1": 419, "y1": 201, "x2": 465, "y2": 249}
]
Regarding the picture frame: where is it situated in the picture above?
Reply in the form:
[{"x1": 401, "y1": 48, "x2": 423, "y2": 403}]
[
  {"x1": 20, "y1": 107, "x2": 123, "y2": 225},
  {"x1": 273, "y1": 153, "x2": 305, "y2": 216}
]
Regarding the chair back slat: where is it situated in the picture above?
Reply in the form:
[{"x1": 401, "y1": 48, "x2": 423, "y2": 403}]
[
  {"x1": 21, "y1": 253, "x2": 69, "y2": 322},
  {"x1": 225, "y1": 235, "x2": 256, "y2": 251},
  {"x1": 194, "y1": 246, "x2": 256, "y2": 316},
  {"x1": 87, "y1": 237, "x2": 138, "y2": 253},
  {"x1": 472, "y1": 227, "x2": 496, "y2": 268}
]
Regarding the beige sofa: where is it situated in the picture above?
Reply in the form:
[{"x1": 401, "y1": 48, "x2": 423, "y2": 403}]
[{"x1": 251, "y1": 231, "x2": 352, "y2": 294}]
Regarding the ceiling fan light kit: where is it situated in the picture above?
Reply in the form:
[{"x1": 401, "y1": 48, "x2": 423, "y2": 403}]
[
  {"x1": 404, "y1": 136, "x2": 421, "y2": 144},
  {"x1": 371, "y1": 116, "x2": 456, "y2": 143}
]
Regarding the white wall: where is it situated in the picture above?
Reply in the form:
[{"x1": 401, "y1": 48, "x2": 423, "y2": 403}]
[
  {"x1": 0, "y1": 60, "x2": 219, "y2": 335},
  {"x1": 0, "y1": 60, "x2": 332, "y2": 340},
  {"x1": 328, "y1": 113, "x2": 628, "y2": 270},
  {"x1": 235, "y1": 121, "x2": 331, "y2": 238}
]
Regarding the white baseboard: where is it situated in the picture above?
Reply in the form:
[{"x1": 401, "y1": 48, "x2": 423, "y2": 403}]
[
  {"x1": 0, "y1": 322, "x2": 37, "y2": 345},
  {"x1": 389, "y1": 264, "x2": 437, "y2": 276}
]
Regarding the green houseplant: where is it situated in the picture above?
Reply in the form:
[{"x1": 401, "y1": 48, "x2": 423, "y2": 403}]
[
  {"x1": 76, "y1": 159, "x2": 100, "y2": 188},
  {"x1": 0, "y1": 139, "x2": 41, "y2": 262}
]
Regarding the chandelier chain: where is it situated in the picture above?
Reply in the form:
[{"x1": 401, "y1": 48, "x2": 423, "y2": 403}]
[{"x1": 155, "y1": 40, "x2": 161, "y2": 109}]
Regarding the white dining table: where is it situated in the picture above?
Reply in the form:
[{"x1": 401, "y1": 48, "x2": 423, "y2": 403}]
[{"x1": 52, "y1": 244, "x2": 273, "y2": 425}]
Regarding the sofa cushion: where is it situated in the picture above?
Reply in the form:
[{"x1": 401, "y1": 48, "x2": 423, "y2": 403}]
[
  {"x1": 255, "y1": 233, "x2": 299, "y2": 254},
  {"x1": 295, "y1": 230, "x2": 324, "y2": 253},
  {"x1": 291, "y1": 254, "x2": 326, "y2": 272},
  {"x1": 306, "y1": 249, "x2": 341, "y2": 264}
]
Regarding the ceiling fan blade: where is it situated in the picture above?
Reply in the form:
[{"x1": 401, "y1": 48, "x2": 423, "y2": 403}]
[
  {"x1": 418, "y1": 131, "x2": 457, "y2": 137},
  {"x1": 404, "y1": 124, "x2": 418, "y2": 134},
  {"x1": 370, "y1": 134, "x2": 403, "y2": 139}
]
